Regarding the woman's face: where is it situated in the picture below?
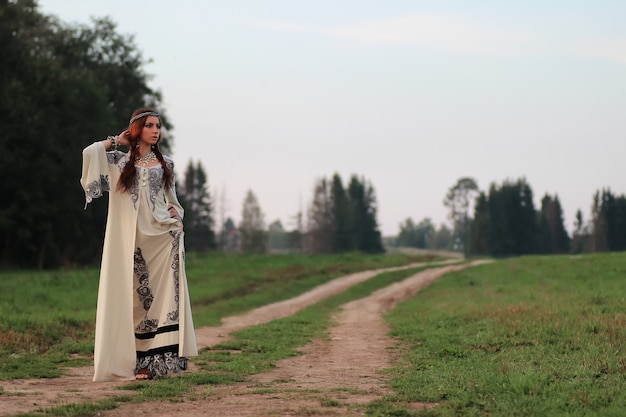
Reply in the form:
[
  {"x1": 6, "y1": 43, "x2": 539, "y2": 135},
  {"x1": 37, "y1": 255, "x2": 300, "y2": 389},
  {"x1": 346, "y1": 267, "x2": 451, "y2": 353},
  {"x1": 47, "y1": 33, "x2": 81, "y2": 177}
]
[{"x1": 139, "y1": 116, "x2": 162, "y2": 147}]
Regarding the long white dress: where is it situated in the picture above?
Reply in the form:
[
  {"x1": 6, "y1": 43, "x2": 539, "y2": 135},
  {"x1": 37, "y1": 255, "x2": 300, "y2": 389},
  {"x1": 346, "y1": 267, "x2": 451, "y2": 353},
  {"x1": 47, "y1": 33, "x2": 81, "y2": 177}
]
[{"x1": 81, "y1": 142, "x2": 197, "y2": 381}]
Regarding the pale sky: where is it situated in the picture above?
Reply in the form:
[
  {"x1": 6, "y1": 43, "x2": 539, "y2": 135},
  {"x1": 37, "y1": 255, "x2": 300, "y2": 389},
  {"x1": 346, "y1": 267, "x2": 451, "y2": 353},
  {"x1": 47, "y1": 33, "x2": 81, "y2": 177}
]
[{"x1": 41, "y1": 1, "x2": 626, "y2": 236}]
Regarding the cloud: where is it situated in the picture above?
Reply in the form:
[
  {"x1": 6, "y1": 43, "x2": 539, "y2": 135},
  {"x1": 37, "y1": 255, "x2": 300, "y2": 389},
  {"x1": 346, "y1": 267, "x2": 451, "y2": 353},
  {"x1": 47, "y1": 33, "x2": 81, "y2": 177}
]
[
  {"x1": 575, "y1": 40, "x2": 626, "y2": 65},
  {"x1": 252, "y1": 14, "x2": 535, "y2": 56},
  {"x1": 252, "y1": 14, "x2": 626, "y2": 65}
]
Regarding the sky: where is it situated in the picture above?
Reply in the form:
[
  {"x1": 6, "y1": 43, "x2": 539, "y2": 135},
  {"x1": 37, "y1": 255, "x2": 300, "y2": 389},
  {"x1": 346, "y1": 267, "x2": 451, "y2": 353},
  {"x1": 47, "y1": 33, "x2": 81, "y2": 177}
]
[{"x1": 40, "y1": 1, "x2": 626, "y2": 236}]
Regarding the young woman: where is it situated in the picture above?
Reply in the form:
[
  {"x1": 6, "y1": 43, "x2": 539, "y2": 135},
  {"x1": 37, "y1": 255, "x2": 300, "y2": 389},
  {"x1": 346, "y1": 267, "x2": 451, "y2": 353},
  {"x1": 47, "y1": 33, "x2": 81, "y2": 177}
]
[{"x1": 81, "y1": 108, "x2": 197, "y2": 381}]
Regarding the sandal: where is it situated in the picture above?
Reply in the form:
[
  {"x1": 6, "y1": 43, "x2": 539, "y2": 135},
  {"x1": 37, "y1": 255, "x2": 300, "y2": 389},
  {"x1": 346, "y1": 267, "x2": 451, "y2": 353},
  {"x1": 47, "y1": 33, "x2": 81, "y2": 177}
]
[{"x1": 135, "y1": 368, "x2": 153, "y2": 380}]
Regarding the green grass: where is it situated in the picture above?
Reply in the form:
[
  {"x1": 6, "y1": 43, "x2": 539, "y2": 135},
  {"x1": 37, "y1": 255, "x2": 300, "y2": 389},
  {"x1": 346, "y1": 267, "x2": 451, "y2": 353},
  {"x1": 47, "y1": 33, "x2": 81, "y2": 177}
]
[{"x1": 370, "y1": 252, "x2": 626, "y2": 417}]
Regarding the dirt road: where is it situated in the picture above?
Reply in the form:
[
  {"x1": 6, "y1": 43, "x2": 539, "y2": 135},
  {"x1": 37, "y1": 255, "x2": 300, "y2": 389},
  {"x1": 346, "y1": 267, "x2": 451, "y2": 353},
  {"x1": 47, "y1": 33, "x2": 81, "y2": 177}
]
[{"x1": 0, "y1": 260, "x2": 487, "y2": 417}]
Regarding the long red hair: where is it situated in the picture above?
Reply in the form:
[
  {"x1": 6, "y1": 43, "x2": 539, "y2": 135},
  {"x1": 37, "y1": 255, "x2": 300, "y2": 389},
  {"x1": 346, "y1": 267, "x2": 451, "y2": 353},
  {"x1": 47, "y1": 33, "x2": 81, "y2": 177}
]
[{"x1": 117, "y1": 107, "x2": 174, "y2": 192}]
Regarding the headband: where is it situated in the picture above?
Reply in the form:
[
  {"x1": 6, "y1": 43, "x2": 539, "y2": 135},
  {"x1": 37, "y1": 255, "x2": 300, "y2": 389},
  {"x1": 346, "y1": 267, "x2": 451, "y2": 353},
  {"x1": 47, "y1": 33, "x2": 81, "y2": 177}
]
[{"x1": 129, "y1": 111, "x2": 160, "y2": 125}]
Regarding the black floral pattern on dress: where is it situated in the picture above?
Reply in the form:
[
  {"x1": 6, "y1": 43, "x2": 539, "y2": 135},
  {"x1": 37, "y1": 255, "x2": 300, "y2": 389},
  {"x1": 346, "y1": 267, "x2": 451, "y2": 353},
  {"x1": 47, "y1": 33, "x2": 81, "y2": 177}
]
[
  {"x1": 135, "y1": 350, "x2": 188, "y2": 379},
  {"x1": 165, "y1": 158, "x2": 174, "y2": 173},
  {"x1": 134, "y1": 247, "x2": 158, "y2": 332},
  {"x1": 165, "y1": 310, "x2": 179, "y2": 324},
  {"x1": 170, "y1": 230, "x2": 181, "y2": 304},
  {"x1": 162, "y1": 230, "x2": 182, "y2": 325},
  {"x1": 147, "y1": 167, "x2": 163, "y2": 210},
  {"x1": 85, "y1": 174, "x2": 110, "y2": 200},
  {"x1": 130, "y1": 166, "x2": 164, "y2": 210},
  {"x1": 106, "y1": 150, "x2": 126, "y2": 166}
]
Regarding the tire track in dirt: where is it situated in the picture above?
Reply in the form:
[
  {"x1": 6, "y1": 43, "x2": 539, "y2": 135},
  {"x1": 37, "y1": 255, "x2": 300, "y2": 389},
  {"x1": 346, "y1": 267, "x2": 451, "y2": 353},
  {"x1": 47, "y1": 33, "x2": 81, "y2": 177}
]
[
  {"x1": 101, "y1": 260, "x2": 489, "y2": 417},
  {"x1": 0, "y1": 259, "x2": 479, "y2": 417},
  {"x1": 194, "y1": 259, "x2": 460, "y2": 349}
]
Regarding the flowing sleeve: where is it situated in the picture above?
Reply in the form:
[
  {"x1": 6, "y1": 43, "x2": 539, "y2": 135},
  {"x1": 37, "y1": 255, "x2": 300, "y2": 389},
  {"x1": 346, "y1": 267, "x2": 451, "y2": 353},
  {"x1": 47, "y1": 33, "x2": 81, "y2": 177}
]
[
  {"x1": 80, "y1": 141, "x2": 112, "y2": 209},
  {"x1": 164, "y1": 157, "x2": 185, "y2": 221}
]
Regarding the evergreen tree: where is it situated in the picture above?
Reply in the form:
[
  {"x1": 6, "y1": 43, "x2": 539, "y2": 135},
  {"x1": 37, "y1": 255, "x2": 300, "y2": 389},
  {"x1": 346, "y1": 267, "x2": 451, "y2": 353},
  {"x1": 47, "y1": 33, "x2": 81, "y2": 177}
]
[
  {"x1": 239, "y1": 190, "x2": 267, "y2": 253},
  {"x1": 179, "y1": 161, "x2": 216, "y2": 252},
  {"x1": 486, "y1": 178, "x2": 539, "y2": 257},
  {"x1": 539, "y1": 194, "x2": 570, "y2": 254},
  {"x1": 604, "y1": 191, "x2": 626, "y2": 251},
  {"x1": 613, "y1": 195, "x2": 626, "y2": 251},
  {"x1": 330, "y1": 173, "x2": 352, "y2": 252},
  {"x1": 590, "y1": 189, "x2": 626, "y2": 252},
  {"x1": 307, "y1": 174, "x2": 384, "y2": 254},
  {"x1": 468, "y1": 192, "x2": 490, "y2": 256},
  {"x1": 347, "y1": 175, "x2": 384, "y2": 253},
  {"x1": 307, "y1": 178, "x2": 334, "y2": 253},
  {"x1": 591, "y1": 190, "x2": 608, "y2": 252}
]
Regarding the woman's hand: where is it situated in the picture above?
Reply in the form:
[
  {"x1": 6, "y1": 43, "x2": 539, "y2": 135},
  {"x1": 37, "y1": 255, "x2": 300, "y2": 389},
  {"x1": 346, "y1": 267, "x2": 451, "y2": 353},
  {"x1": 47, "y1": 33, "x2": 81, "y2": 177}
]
[
  {"x1": 168, "y1": 207, "x2": 184, "y2": 231},
  {"x1": 168, "y1": 206, "x2": 179, "y2": 218},
  {"x1": 117, "y1": 130, "x2": 131, "y2": 147}
]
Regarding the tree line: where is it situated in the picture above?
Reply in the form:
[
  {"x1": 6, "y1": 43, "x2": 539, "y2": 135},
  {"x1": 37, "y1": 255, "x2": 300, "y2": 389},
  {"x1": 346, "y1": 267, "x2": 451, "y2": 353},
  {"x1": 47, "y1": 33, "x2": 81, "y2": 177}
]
[
  {"x1": 4, "y1": 2, "x2": 623, "y2": 267},
  {"x1": 396, "y1": 176, "x2": 626, "y2": 258},
  {"x1": 0, "y1": 0, "x2": 384, "y2": 267},
  {"x1": 1, "y1": 0, "x2": 171, "y2": 268},
  {"x1": 179, "y1": 169, "x2": 385, "y2": 255}
]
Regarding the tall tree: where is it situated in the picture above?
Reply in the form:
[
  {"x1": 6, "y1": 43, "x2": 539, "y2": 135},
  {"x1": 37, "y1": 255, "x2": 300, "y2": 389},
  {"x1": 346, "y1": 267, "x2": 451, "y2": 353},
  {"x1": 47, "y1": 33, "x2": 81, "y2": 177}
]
[
  {"x1": 179, "y1": 161, "x2": 216, "y2": 252},
  {"x1": 443, "y1": 177, "x2": 478, "y2": 255},
  {"x1": 0, "y1": 1, "x2": 169, "y2": 267},
  {"x1": 239, "y1": 190, "x2": 267, "y2": 253},
  {"x1": 590, "y1": 189, "x2": 626, "y2": 252},
  {"x1": 590, "y1": 190, "x2": 608, "y2": 252},
  {"x1": 570, "y1": 209, "x2": 591, "y2": 254},
  {"x1": 307, "y1": 178, "x2": 334, "y2": 253},
  {"x1": 468, "y1": 192, "x2": 490, "y2": 256},
  {"x1": 539, "y1": 194, "x2": 570, "y2": 254},
  {"x1": 347, "y1": 175, "x2": 384, "y2": 253},
  {"x1": 330, "y1": 173, "x2": 352, "y2": 252}
]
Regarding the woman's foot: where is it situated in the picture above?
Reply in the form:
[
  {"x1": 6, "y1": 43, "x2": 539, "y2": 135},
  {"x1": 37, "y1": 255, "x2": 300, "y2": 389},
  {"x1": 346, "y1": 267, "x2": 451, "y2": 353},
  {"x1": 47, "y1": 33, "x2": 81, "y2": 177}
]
[{"x1": 135, "y1": 368, "x2": 153, "y2": 380}]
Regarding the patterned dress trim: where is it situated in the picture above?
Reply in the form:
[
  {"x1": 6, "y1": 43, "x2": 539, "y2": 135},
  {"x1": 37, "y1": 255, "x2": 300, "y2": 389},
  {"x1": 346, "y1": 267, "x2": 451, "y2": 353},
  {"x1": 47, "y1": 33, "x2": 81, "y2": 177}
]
[
  {"x1": 135, "y1": 345, "x2": 188, "y2": 379},
  {"x1": 85, "y1": 175, "x2": 110, "y2": 201},
  {"x1": 134, "y1": 247, "x2": 158, "y2": 333}
]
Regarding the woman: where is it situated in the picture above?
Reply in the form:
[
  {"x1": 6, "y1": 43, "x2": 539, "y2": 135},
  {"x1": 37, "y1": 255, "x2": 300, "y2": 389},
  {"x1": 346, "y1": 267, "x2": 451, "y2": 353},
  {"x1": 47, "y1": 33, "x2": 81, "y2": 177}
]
[{"x1": 80, "y1": 108, "x2": 197, "y2": 381}]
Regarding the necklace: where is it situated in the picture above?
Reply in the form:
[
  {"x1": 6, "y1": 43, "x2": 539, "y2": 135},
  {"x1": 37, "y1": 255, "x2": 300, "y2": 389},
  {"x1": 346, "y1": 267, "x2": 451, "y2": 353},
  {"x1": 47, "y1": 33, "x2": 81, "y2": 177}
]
[{"x1": 135, "y1": 151, "x2": 157, "y2": 166}]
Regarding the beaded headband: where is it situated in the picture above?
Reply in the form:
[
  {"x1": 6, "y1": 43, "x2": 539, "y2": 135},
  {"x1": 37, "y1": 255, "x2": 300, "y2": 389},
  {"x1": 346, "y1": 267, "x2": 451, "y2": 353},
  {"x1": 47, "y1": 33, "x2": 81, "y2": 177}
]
[{"x1": 129, "y1": 111, "x2": 160, "y2": 125}]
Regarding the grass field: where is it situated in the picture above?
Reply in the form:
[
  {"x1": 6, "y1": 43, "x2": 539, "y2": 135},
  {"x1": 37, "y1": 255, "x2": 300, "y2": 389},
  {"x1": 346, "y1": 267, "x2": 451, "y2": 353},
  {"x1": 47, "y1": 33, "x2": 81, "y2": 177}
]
[
  {"x1": 1, "y1": 251, "x2": 625, "y2": 417},
  {"x1": 373, "y1": 252, "x2": 626, "y2": 416}
]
